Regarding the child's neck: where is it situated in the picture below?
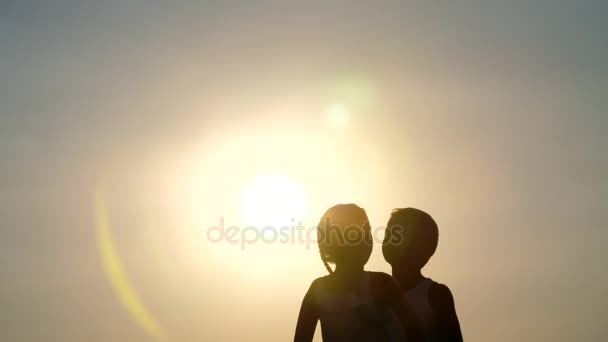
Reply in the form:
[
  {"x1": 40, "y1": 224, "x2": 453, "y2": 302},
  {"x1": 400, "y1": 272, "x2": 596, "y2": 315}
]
[{"x1": 392, "y1": 268, "x2": 425, "y2": 292}]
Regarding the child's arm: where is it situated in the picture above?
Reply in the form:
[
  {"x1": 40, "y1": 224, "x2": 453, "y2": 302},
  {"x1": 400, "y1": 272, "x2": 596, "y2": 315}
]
[
  {"x1": 429, "y1": 283, "x2": 463, "y2": 341},
  {"x1": 294, "y1": 280, "x2": 319, "y2": 342}
]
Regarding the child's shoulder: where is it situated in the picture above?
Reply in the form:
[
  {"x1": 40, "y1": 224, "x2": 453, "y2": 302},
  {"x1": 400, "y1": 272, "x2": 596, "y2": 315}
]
[
  {"x1": 365, "y1": 271, "x2": 401, "y2": 301},
  {"x1": 428, "y1": 281, "x2": 456, "y2": 310},
  {"x1": 308, "y1": 272, "x2": 396, "y2": 291},
  {"x1": 309, "y1": 275, "x2": 330, "y2": 287},
  {"x1": 428, "y1": 281, "x2": 454, "y2": 297},
  {"x1": 365, "y1": 271, "x2": 395, "y2": 285}
]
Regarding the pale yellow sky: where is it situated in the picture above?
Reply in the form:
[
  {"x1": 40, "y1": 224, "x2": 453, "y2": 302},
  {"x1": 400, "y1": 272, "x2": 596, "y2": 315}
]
[{"x1": 1, "y1": 1, "x2": 607, "y2": 341}]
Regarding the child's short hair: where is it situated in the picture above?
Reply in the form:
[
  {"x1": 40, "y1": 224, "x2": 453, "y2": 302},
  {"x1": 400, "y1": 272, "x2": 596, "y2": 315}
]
[
  {"x1": 382, "y1": 208, "x2": 438, "y2": 267},
  {"x1": 317, "y1": 204, "x2": 372, "y2": 273}
]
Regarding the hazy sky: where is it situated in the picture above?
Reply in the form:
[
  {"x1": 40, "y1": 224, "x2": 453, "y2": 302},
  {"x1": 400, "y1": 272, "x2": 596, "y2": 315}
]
[{"x1": 1, "y1": 1, "x2": 607, "y2": 341}]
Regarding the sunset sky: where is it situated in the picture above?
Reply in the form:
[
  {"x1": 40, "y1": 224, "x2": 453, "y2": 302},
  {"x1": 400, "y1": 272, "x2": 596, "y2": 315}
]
[{"x1": 1, "y1": 1, "x2": 607, "y2": 341}]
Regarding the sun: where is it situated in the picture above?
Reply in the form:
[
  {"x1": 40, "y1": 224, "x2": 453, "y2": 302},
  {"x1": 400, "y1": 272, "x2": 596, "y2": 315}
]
[{"x1": 239, "y1": 174, "x2": 308, "y2": 229}]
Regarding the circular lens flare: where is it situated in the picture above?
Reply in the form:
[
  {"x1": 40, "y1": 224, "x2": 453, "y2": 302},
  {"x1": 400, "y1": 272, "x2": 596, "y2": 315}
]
[
  {"x1": 326, "y1": 103, "x2": 350, "y2": 128},
  {"x1": 95, "y1": 186, "x2": 171, "y2": 341}
]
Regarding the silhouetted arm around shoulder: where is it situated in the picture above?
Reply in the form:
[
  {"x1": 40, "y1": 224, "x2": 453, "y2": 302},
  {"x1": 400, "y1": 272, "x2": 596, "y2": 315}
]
[
  {"x1": 429, "y1": 283, "x2": 463, "y2": 342},
  {"x1": 294, "y1": 280, "x2": 319, "y2": 342}
]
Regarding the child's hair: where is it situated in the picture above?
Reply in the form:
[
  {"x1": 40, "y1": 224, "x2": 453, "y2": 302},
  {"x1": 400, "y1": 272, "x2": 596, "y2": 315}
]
[
  {"x1": 317, "y1": 204, "x2": 372, "y2": 274},
  {"x1": 382, "y1": 208, "x2": 438, "y2": 268}
]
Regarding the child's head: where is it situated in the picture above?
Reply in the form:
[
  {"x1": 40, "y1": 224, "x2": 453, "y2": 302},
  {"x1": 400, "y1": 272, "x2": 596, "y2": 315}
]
[
  {"x1": 382, "y1": 208, "x2": 438, "y2": 272},
  {"x1": 317, "y1": 204, "x2": 372, "y2": 273}
]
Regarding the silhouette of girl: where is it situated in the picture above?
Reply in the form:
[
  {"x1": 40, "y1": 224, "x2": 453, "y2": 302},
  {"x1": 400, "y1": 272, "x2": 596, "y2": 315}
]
[{"x1": 294, "y1": 204, "x2": 421, "y2": 342}]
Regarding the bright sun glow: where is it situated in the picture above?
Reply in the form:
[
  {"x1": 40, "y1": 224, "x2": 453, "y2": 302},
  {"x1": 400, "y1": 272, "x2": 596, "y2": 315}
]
[
  {"x1": 183, "y1": 131, "x2": 371, "y2": 276},
  {"x1": 239, "y1": 174, "x2": 307, "y2": 228}
]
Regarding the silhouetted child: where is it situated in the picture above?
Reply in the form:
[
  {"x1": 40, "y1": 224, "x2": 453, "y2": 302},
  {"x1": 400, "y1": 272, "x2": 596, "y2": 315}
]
[
  {"x1": 382, "y1": 208, "x2": 463, "y2": 341},
  {"x1": 295, "y1": 204, "x2": 421, "y2": 342}
]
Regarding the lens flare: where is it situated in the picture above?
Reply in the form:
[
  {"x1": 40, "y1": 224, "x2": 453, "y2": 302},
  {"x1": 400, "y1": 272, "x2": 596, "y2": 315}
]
[
  {"x1": 326, "y1": 103, "x2": 350, "y2": 128},
  {"x1": 95, "y1": 186, "x2": 170, "y2": 341}
]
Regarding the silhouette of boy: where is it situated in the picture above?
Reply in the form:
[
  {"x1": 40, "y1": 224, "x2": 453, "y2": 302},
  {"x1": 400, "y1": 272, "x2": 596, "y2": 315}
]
[{"x1": 382, "y1": 208, "x2": 463, "y2": 341}]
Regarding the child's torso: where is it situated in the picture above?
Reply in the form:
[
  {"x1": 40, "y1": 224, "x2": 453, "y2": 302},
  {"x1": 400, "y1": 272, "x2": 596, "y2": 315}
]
[
  {"x1": 404, "y1": 277, "x2": 440, "y2": 342},
  {"x1": 313, "y1": 272, "x2": 404, "y2": 342}
]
